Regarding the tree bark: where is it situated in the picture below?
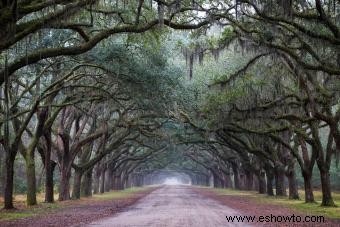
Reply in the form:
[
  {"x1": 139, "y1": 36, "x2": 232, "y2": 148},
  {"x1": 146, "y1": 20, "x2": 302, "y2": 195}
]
[
  {"x1": 123, "y1": 174, "x2": 128, "y2": 189},
  {"x1": 25, "y1": 149, "x2": 37, "y2": 205},
  {"x1": 105, "y1": 169, "x2": 112, "y2": 192},
  {"x1": 258, "y1": 171, "x2": 266, "y2": 194},
  {"x1": 245, "y1": 170, "x2": 253, "y2": 190},
  {"x1": 45, "y1": 161, "x2": 55, "y2": 203},
  {"x1": 44, "y1": 132, "x2": 55, "y2": 203},
  {"x1": 213, "y1": 173, "x2": 221, "y2": 188},
  {"x1": 4, "y1": 151, "x2": 15, "y2": 209},
  {"x1": 113, "y1": 175, "x2": 122, "y2": 190},
  {"x1": 72, "y1": 169, "x2": 83, "y2": 199},
  {"x1": 302, "y1": 170, "x2": 315, "y2": 203},
  {"x1": 319, "y1": 168, "x2": 335, "y2": 206},
  {"x1": 0, "y1": 146, "x2": 4, "y2": 196},
  {"x1": 266, "y1": 168, "x2": 274, "y2": 196},
  {"x1": 93, "y1": 165, "x2": 100, "y2": 194},
  {"x1": 287, "y1": 169, "x2": 299, "y2": 200},
  {"x1": 274, "y1": 164, "x2": 286, "y2": 196},
  {"x1": 136, "y1": 174, "x2": 143, "y2": 187},
  {"x1": 100, "y1": 166, "x2": 105, "y2": 193},
  {"x1": 299, "y1": 137, "x2": 315, "y2": 203},
  {"x1": 81, "y1": 168, "x2": 93, "y2": 197},
  {"x1": 231, "y1": 162, "x2": 240, "y2": 190},
  {"x1": 59, "y1": 169, "x2": 71, "y2": 201},
  {"x1": 224, "y1": 174, "x2": 232, "y2": 188}
]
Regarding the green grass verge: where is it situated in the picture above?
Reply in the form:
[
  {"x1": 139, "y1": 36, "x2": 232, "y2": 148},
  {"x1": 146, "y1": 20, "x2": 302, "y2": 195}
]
[
  {"x1": 0, "y1": 203, "x2": 61, "y2": 221},
  {"x1": 0, "y1": 187, "x2": 150, "y2": 221},
  {"x1": 210, "y1": 188, "x2": 340, "y2": 219},
  {"x1": 92, "y1": 187, "x2": 148, "y2": 200}
]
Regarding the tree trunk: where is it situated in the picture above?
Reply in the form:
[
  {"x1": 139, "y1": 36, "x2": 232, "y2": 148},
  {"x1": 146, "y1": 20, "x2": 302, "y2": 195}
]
[
  {"x1": 113, "y1": 175, "x2": 118, "y2": 189},
  {"x1": 44, "y1": 132, "x2": 54, "y2": 203},
  {"x1": 224, "y1": 174, "x2": 232, "y2": 188},
  {"x1": 319, "y1": 168, "x2": 335, "y2": 206},
  {"x1": 0, "y1": 146, "x2": 4, "y2": 196},
  {"x1": 274, "y1": 164, "x2": 286, "y2": 196},
  {"x1": 302, "y1": 170, "x2": 315, "y2": 203},
  {"x1": 245, "y1": 170, "x2": 253, "y2": 190},
  {"x1": 81, "y1": 169, "x2": 93, "y2": 197},
  {"x1": 231, "y1": 163, "x2": 240, "y2": 190},
  {"x1": 25, "y1": 149, "x2": 37, "y2": 205},
  {"x1": 287, "y1": 168, "x2": 299, "y2": 200},
  {"x1": 122, "y1": 173, "x2": 128, "y2": 188},
  {"x1": 191, "y1": 175, "x2": 197, "y2": 185},
  {"x1": 213, "y1": 173, "x2": 221, "y2": 188},
  {"x1": 105, "y1": 169, "x2": 112, "y2": 192},
  {"x1": 205, "y1": 175, "x2": 210, "y2": 186},
  {"x1": 45, "y1": 162, "x2": 55, "y2": 203},
  {"x1": 136, "y1": 174, "x2": 143, "y2": 187},
  {"x1": 100, "y1": 167, "x2": 105, "y2": 193},
  {"x1": 72, "y1": 169, "x2": 83, "y2": 199},
  {"x1": 59, "y1": 170, "x2": 71, "y2": 201},
  {"x1": 93, "y1": 165, "x2": 100, "y2": 194},
  {"x1": 131, "y1": 174, "x2": 136, "y2": 187},
  {"x1": 4, "y1": 152, "x2": 15, "y2": 209},
  {"x1": 298, "y1": 137, "x2": 315, "y2": 203},
  {"x1": 113, "y1": 175, "x2": 122, "y2": 190},
  {"x1": 258, "y1": 171, "x2": 266, "y2": 194},
  {"x1": 266, "y1": 168, "x2": 274, "y2": 196}
]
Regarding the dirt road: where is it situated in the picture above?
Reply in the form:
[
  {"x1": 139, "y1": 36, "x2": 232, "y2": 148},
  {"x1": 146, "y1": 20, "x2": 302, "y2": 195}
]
[{"x1": 87, "y1": 185, "x2": 249, "y2": 227}]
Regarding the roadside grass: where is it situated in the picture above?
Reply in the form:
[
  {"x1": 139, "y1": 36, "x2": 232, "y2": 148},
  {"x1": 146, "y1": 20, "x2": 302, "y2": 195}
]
[
  {"x1": 0, "y1": 200, "x2": 62, "y2": 222},
  {"x1": 210, "y1": 188, "x2": 340, "y2": 219},
  {"x1": 0, "y1": 187, "x2": 150, "y2": 221},
  {"x1": 92, "y1": 187, "x2": 147, "y2": 200}
]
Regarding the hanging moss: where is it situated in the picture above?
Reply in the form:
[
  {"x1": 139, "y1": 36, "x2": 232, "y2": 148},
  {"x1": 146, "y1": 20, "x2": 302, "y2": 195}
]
[
  {"x1": 158, "y1": 3, "x2": 164, "y2": 27},
  {"x1": 175, "y1": 0, "x2": 181, "y2": 11},
  {"x1": 189, "y1": 54, "x2": 194, "y2": 79}
]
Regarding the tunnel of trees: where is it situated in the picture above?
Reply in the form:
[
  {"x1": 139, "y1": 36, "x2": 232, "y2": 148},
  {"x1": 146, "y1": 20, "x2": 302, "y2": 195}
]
[{"x1": 0, "y1": 0, "x2": 339, "y2": 210}]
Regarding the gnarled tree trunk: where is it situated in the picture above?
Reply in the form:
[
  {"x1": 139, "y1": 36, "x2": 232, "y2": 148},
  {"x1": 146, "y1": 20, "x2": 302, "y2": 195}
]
[
  {"x1": 286, "y1": 164, "x2": 299, "y2": 200},
  {"x1": 44, "y1": 131, "x2": 55, "y2": 203},
  {"x1": 81, "y1": 169, "x2": 93, "y2": 197},
  {"x1": 93, "y1": 166, "x2": 100, "y2": 194},
  {"x1": 319, "y1": 167, "x2": 335, "y2": 206},
  {"x1": 302, "y1": 170, "x2": 314, "y2": 203},
  {"x1": 4, "y1": 150, "x2": 15, "y2": 209},
  {"x1": 25, "y1": 149, "x2": 37, "y2": 205},
  {"x1": 72, "y1": 169, "x2": 83, "y2": 199},
  {"x1": 59, "y1": 164, "x2": 71, "y2": 201},
  {"x1": 265, "y1": 167, "x2": 274, "y2": 196},
  {"x1": 231, "y1": 162, "x2": 240, "y2": 190},
  {"x1": 245, "y1": 170, "x2": 253, "y2": 190},
  {"x1": 274, "y1": 163, "x2": 286, "y2": 196},
  {"x1": 100, "y1": 165, "x2": 106, "y2": 193},
  {"x1": 258, "y1": 170, "x2": 266, "y2": 194}
]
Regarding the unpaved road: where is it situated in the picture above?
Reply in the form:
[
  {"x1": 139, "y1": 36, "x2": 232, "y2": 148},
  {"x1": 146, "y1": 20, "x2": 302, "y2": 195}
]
[{"x1": 87, "y1": 185, "x2": 250, "y2": 227}]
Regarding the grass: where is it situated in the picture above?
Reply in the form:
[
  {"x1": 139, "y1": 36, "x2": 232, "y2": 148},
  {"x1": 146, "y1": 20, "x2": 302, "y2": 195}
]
[
  {"x1": 0, "y1": 202, "x2": 61, "y2": 221},
  {"x1": 210, "y1": 188, "x2": 340, "y2": 219},
  {"x1": 92, "y1": 187, "x2": 147, "y2": 200},
  {"x1": 0, "y1": 187, "x2": 150, "y2": 221}
]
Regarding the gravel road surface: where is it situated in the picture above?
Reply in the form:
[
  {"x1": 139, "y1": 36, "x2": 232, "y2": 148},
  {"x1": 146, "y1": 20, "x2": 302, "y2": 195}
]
[{"x1": 87, "y1": 185, "x2": 250, "y2": 227}]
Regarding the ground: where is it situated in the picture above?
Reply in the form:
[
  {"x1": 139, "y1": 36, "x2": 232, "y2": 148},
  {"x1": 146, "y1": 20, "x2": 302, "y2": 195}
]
[
  {"x1": 86, "y1": 185, "x2": 248, "y2": 227},
  {"x1": 197, "y1": 187, "x2": 340, "y2": 219},
  {"x1": 0, "y1": 187, "x2": 156, "y2": 226},
  {"x1": 1, "y1": 186, "x2": 340, "y2": 227},
  {"x1": 194, "y1": 187, "x2": 340, "y2": 227}
]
